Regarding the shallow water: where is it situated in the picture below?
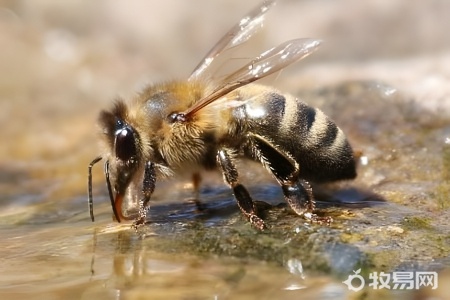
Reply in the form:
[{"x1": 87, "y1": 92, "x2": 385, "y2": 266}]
[{"x1": 1, "y1": 1, "x2": 450, "y2": 299}]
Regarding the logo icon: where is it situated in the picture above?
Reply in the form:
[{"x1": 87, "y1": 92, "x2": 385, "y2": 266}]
[{"x1": 342, "y1": 269, "x2": 365, "y2": 292}]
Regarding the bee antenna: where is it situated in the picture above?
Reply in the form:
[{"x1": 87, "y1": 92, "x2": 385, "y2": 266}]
[
  {"x1": 88, "y1": 156, "x2": 103, "y2": 222},
  {"x1": 104, "y1": 160, "x2": 121, "y2": 223}
]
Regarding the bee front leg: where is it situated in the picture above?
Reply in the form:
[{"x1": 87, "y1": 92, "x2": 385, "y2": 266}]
[
  {"x1": 217, "y1": 149, "x2": 265, "y2": 230},
  {"x1": 133, "y1": 162, "x2": 156, "y2": 228}
]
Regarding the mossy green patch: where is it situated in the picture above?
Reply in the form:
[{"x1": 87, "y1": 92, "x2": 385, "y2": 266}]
[{"x1": 401, "y1": 216, "x2": 432, "y2": 230}]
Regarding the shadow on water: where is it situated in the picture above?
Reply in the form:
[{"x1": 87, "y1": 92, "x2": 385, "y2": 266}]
[{"x1": 93, "y1": 181, "x2": 386, "y2": 229}]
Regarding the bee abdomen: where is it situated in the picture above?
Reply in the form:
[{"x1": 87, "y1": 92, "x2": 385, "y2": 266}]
[
  {"x1": 242, "y1": 90, "x2": 356, "y2": 182},
  {"x1": 298, "y1": 105, "x2": 344, "y2": 151},
  {"x1": 285, "y1": 99, "x2": 356, "y2": 182}
]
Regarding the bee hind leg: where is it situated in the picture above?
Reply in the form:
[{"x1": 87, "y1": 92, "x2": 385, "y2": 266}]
[
  {"x1": 250, "y1": 134, "x2": 332, "y2": 225},
  {"x1": 217, "y1": 149, "x2": 265, "y2": 230},
  {"x1": 282, "y1": 177, "x2": 332, "y2": 225}
]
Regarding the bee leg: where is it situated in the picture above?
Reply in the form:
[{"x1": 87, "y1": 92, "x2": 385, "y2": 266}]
[
  {"x1": 250, "y1": 134, "x2": 332, "y2": 225},
  {"x1": 217, "y1": 149, "x2": 265, "y2": 230},
  {"x1": 282, "y1": 177, "x2": 331, "y2": 225},
  {"x1": 187, "y1": 172, "x2": 207, "y2": 211},
  {"x1": 192, "y1": 172, "x2": 201, "y2": 199},
  {"x1": 132, "y1": 162, "x2": 156, "y2": 229}
]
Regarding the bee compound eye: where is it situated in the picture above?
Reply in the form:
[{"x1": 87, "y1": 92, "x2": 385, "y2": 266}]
[{"x1": 115, "y1": 127, "x2": 137, "y2": 161}]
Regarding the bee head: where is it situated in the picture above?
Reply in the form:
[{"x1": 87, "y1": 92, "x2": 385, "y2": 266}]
[{"x1": 99, "y1": 101, "x2": 142, "y2": 222}]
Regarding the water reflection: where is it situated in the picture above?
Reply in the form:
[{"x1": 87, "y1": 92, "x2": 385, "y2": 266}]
[{"x1": 86, "y1": 227, "x2": 344, "y2": 300}]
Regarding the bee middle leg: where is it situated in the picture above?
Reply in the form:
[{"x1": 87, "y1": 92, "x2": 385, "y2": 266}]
[
  {"x1": 217, "y1": 149, "x2": 265, "y2": 230},
  {"x1": 250, "y1": 134, "x2": 331, "y2": 224},
  {"x1": 186, "y1": 172, "x2": 207, "y2": 211}
]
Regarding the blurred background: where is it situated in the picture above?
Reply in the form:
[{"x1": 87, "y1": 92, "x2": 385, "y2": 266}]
[{"x1": 1, "y1": 0, "x2": 449, "y2": 199}]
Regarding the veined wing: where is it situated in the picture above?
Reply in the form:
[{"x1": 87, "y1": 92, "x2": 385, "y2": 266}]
[
  {"x1": 189, "y1": 0, "x2": 276, "y2": 81},
  {"x1": 182, "y1": 38, "x2": 321, "y2": 118}
]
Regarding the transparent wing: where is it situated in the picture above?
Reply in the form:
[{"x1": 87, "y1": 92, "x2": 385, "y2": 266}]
[
  {"x1": 182, "y1": 38, "x2": 322, "y2": 118},
  {"x1": 189, "y1": 0, "x2": 276, "y2": 81}
]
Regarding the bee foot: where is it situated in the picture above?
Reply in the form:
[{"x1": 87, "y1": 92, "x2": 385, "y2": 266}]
[
  {"x1": 249, "y1": 215, "x2": 266, "y2": 230},
  {"x1": 303, "y1": 212, "x2": 333, "y2": 226},
  {"x1": 131, "y1": 217, "x2": 147, "y2": 230},
  {"x1": 185, "y1": 198, "x2": 207, "y2": 212}
]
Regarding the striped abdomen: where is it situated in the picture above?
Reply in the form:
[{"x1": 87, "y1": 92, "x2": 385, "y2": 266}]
[{"x1": 235, "y1": 86, "x2": 357, "y2": 183}]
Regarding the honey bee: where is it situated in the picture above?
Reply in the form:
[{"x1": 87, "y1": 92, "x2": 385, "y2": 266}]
[{"x1": 88, "y1": 0, "x2": 357, "y2": 230}]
